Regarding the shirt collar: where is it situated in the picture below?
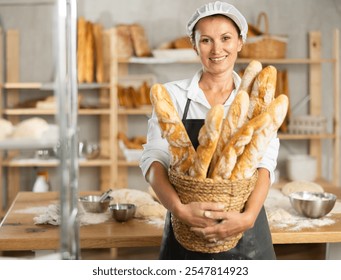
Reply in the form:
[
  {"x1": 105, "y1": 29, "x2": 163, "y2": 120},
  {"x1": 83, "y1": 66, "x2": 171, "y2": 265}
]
[{"x1": 177, "y1": 69, "x2": 242, "y2": 107}]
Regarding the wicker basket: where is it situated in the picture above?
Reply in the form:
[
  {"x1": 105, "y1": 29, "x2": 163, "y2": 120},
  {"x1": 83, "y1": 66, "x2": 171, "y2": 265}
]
[
  {"x1": 239, "y1": 12, "x2": 288, "y2": 59},
  {"x1": 168, "y1": 169, "x2": 258, "y2": 253}
]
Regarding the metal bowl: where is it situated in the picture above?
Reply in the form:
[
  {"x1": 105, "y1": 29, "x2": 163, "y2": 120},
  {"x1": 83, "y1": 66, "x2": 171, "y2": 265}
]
[
  {"x1": 79, "y1": 195, "x2": 112, "y2": 213},
  {"x1": 109, "y1": 203, "x2": 136, "y2": 222},
  {"x1": 289, "y1": 191, "x2": 336, "y2": 218}
]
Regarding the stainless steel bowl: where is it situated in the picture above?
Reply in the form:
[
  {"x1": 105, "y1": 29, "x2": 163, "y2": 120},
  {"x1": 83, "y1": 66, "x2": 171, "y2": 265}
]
[
  {"x1": 109, "y1": 203, "x2": 136, "y2": 222},
  {"x1": 289, "y1": 191, "x2": 336, "y2": 218},
  {"x1": 79, "y1": 195, "x2": 112, "y2": 213}
]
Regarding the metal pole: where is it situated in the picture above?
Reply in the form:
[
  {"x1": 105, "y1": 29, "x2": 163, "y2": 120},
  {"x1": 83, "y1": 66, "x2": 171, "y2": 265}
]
[{"x1": 55, "y1": 0, "x2": 79, "y2": 260}]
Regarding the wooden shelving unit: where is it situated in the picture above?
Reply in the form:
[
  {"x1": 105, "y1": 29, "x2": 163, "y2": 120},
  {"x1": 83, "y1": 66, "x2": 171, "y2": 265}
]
[{"x1": 0, "y1": 27, "x2": 118, "y2": 215}]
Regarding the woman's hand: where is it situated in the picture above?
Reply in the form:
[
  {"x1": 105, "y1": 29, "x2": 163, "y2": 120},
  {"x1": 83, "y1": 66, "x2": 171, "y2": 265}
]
[
  {"x1": 172, "y1": 201, "x2": 226, "y2": 228},
  {"x1": 189, "y1": 210, "x2": 256, "y2": 243}
]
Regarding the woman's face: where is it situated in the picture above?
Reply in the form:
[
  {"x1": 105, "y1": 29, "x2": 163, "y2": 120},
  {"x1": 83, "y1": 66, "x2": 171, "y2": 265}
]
[{"x1": 193, "y1": 15, "x2": 243, "y2": 75}]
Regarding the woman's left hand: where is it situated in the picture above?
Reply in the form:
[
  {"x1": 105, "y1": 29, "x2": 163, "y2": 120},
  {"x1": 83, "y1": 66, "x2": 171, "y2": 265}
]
[{"x1": 190, "y1": 210, "x2": 255, "y2": 243}]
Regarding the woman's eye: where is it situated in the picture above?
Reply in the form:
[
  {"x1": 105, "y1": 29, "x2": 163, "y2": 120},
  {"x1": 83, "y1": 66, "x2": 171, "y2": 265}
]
[
  {"x1": 201, "y1": 38, "x2": 211, "y2": 43},
  {"x1": 222, "y1": 36, "x2": 230, "y2": 41}
]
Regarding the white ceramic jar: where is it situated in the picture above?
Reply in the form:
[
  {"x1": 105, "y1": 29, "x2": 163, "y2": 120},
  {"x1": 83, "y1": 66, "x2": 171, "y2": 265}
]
[{"x1": 286, "y1": 154, "x2": 317, "y2": 181}]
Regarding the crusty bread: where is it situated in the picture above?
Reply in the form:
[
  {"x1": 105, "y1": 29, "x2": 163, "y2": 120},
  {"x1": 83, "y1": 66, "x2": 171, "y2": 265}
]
[
  {"x1": 93, "y1": 23, "x2": 104, "y2": 83},
  {"x1": 231, "y1": 94, "x2": 289, "y2": 180},
  {"x1": 77, "y1": 17, "x2": 87, "y2": 83},
  {"x1": 265, "y1": 94, "x2": 290, "y2": 130},
  {"x1": 173, "y1": 36, "x2": 192, "y2": 49},
  {"x1": 210, "y1": 90, "x2": 249, "y2": 171},
  {"x1": 189, "y1": 105, "x2": 224, "y2": 179},
  {"x1": 84, "y1": 21, "x2": 95, "y2": 83},
  {"x1": 11, "y1": 117, "x2": 49, "y2": 140},
  {"x1": 150, "y1": 84, "x2": 196, "y2": 174},
  {"x1": 130, "y1": 24, "x2": 152, "y2": 57},
  {"x1": 248, "y1": 65, "x2": 277, "y2": 119},
  {"x1": 210, "y1": 112, "x2": 270, "y2": 180},
  {"x1": 116, "y1": 24, "x2": 134, "y2": 59},
  {"x1": 239, "y1": 60, "x2": 263, "y2": 95},
  {"x1": 0, "y1": 118, "x2": 13, "y2": 140}
]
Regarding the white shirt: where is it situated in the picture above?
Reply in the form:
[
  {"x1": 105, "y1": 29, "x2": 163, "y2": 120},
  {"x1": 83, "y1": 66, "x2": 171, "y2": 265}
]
[{"x1": 140, "y1": 69, "x2": 279, "y2": 183}]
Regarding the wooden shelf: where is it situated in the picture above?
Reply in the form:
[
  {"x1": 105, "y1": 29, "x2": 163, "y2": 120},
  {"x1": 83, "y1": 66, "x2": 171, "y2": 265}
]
[
  {"x1": 2, "y1": 157, "x2": 111, "y2": 167},
  {"x1": 118, "y1": 160, "x2": 140, "y2": 167},
  {"x1": 118, "y1": 56, "x2": 336, "y2": 65},
  {"x1": 118, "y1": 106, "x2": 152, "y2": 115},
  {"x1": 278, "y1": 133, "x2": 336, "y2": 140},
  {"x1": 3, "y1": 108, "x2": 111, "y2": 115},
  {"x1": 4, "y1": 82, "x2": 111, "y2": 90}
]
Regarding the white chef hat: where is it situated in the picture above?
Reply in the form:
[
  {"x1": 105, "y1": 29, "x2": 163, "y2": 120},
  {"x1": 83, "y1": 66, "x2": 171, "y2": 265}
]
[{"x1": 187, "y1": 1, "x2": 248, "y2": 42}]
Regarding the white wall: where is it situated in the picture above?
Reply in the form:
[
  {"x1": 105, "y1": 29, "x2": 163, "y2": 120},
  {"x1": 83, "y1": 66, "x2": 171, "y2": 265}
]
[{"x1": 1, "y1": 0, "x2": 341, "y2": 191}]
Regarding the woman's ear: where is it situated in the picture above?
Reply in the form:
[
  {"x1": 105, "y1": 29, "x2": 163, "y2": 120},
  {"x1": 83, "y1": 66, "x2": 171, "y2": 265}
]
[
  {"x1": 237, "y1": 37, "x2": 243, "y2": 52},
  {"x1": 193, "y1": 45, "x2": 199, "y2": 55}
]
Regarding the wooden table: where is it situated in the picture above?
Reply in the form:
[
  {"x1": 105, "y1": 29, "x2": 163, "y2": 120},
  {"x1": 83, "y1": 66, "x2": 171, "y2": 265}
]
[
  {"x1": 1, "y1": 189, "x2": 341, "y2": 258},
  {"x1": 270, "y1": 183, "x2": 341, "y2": 245},
  {"x1": 0, "y1": 191, "x2": 163, "y2": 251}
]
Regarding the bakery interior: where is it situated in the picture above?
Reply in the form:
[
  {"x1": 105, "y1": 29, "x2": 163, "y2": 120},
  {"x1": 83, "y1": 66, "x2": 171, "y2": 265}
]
[{"x1": 0, "y1": 0, "x2": 341, "y2": 260}]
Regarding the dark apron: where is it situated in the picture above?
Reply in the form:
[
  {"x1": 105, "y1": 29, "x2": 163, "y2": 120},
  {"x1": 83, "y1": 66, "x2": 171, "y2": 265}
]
[{"x1": 159, "y1": 99, "x2": 276, "y2": 260}]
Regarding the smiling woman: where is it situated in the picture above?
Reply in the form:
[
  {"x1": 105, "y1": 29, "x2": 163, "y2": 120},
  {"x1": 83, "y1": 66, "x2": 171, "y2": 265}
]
[{"x1": 140, "y1": 1, "x2": 280, "y2": 260}]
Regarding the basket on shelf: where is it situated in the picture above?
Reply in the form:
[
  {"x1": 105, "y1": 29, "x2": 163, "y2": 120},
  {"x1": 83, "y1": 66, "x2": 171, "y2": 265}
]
[
  {"x1": 168, "y1": 169, "x2": 258, "y2": 253},
  {"x1": 239, "y1": 12, "x2": 288, "y2": 59},
  {"x1": 288, "y1": 115, "x2": 327, "y2": 134}
]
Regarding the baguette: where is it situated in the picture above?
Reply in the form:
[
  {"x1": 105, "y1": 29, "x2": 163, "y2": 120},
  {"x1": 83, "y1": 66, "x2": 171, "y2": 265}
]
[
  {"x1": 239, "y1": 60, "x2": 263, "y2": 95},
  {"x1": 231, "y1": 94, "x2": 289, "y2": 180},
  {"x1": 189, "y1": 104, "x2": 224, "y2": 179},
  {"x1": 248, "y1": 65, "x2": 277, "y2": 119},
  {"x1": 150, "y1": 84, "x2": 196, "y2": 175},
  {"x1": 77, "y1": 17, "x2": 87, "y2": 83},
  {"x1": 210, "y1": 90, "x2": 249, "y2": 172},
  {"x1": 210, "y1": 112, "x2": 271, "y2": 180},
  {"x1": 93, "y1": 23, "x2": 104, "y2": 83},
  {"x1": 84, "y1": 21, "x2": 95, "y2": 83}
]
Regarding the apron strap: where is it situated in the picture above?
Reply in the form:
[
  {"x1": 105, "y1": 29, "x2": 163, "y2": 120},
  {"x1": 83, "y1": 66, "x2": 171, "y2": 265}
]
[{"x1": 182, "y1": 99, "x2": 191, "y2": 122}]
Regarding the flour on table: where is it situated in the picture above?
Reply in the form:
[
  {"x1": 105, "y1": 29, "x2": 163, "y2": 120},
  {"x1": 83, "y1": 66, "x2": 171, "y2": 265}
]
[
  {"x1": 16, "y1": 204, "x2": 111, "y2": 226},
  {"x1": 265, "y1": 188, "x2": 338, "y2": 231}
]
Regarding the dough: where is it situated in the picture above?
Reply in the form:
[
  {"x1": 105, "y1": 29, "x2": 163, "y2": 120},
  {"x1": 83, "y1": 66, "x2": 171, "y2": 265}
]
[
  {"x1": 281, "y1": 180, "x2": 324, "y2": 196},
  {"x1": 110, "y1": 188, "x2": 166, "y2": 220},
  {"x1": 11, "y1": 117, "x2": 49, "y2": 139},
  {"x1": 266, "y1": 208, "x2": 292, "y2": 223},
  {"x1": 0, "y1": 118, "x2": 13, "y2": 140}
]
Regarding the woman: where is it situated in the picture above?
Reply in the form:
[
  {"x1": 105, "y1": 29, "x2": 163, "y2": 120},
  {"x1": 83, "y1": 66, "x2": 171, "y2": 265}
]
[{"x1": 140, "y1": 1, "x2": 278, "y2": 260}]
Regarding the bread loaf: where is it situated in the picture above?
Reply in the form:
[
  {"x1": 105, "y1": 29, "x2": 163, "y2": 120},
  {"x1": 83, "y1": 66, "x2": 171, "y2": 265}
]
[
  {"x1": 93, "y1": 23, "x2": 104, "y2": 83},
  {"x1": 84, "y1": 21, "x2": 95, "y2": 83},
  {"x1": 231, "y1": 94, "x2": 289, "y2": 180},
  {"x1": 210, "y1": 90, "x2": 249, "y2": 170},
  {"x1": 11, "y1": 117, "x2": 49, "y2": 139},
  {"x1": 248, "y1": 65, "x2": 277, "y2": 119},
  {"x1": 130, "y1": 24, "x2": 152, "y2": 57},
  {"x1": 150, "y1": 84, "x2": 196, "y2": 174},
  {"x1": 189, "y1": 105, "x2": 224, "y2": 179},
  {"x1": 77, "y1": 17, "x2": 87, "y2": 83},
  {"x1": 116, "y1": 24, "x2": 134, "y2": 59},
  {"x1": 0, "y1": 118, "x2": 13, "y2": 140},
  {"x1": 210, "y1": 112, "x2": 270, "y2": 180},
  {"x1": 239, "y1": 60, "x2": 263, "y2": 95}
]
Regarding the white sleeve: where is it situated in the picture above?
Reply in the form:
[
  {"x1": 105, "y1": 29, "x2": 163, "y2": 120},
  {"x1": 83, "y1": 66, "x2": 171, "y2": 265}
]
[
  {"x1": 257, "y1": 135, "x2": 280, "y2": 185},
  {"x1": 139, "y1": 111, "x2": 170, "y2": 177}
]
